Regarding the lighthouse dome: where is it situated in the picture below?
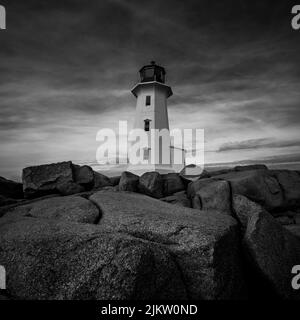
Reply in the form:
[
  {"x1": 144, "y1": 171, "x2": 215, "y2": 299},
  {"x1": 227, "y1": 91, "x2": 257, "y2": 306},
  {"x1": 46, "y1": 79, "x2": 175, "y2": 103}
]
[{"x1": 139, "y1": 61, "x2": 166, "y2": 84}]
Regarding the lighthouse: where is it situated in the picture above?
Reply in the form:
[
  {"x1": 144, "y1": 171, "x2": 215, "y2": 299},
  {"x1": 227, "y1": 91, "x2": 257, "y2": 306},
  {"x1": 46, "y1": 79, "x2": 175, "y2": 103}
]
[{"x1": 127, "y1": 61, "x2": 184, "y2": 175}]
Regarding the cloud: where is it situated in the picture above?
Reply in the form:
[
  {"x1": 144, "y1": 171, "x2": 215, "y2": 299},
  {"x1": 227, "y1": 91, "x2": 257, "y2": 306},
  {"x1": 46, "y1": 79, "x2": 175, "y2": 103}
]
[{"x1": 218, "y1": 138, "x2": 300, "y2": 152}]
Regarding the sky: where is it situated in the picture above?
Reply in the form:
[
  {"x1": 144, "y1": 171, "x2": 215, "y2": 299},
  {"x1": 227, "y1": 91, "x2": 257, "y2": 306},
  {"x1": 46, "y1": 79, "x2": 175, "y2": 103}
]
[{"x1": 0, "y1": 0, "x2": 300, "y2": 180}]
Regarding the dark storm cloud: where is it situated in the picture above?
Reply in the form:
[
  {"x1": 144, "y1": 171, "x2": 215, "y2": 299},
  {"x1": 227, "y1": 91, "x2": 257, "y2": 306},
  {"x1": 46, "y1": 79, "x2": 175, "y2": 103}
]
[
  {"x1": 218, "y1": 138, "x2": 300, "y2": 152},
  {"x1": 0, "y1": 0, "x2": 299, "y2": 178}
]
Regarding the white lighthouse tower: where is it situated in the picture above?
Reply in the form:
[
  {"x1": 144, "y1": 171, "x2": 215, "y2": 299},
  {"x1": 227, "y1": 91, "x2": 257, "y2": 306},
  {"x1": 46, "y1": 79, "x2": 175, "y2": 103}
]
[{"x1": 127, "y1": 61, "x2": 183, "y2": 175}]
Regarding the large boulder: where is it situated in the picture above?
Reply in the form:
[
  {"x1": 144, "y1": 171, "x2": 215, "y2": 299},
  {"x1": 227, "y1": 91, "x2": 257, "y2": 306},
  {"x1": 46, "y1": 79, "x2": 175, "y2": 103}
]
[
  {"x1": 90, "y1": 191, "x2": 245, "y2": 299},
  {"x1": 162, "y1": 173, "x2": 185, "y2": 196},
  {"x1": 0, "y1": 194, "x2": 59, "y2": 218},
  {"x1": 284, "y1": 225, "x2": 300, "y2": 239},
  {"x1": 0, "y1": 177, "x2": 23, "y2": 199},
  {"x1": 22, "y1": 162, "x2": 83, "y2": 198},
  {"x1": 110, "y1": 176, "x2": 121, "y2": 186},
  {"x1": 234, "y1": 164, "x2": 268, "y2": 172},
  {"x1": 233, "y1": 194, "x2": 267, "y2": 230},
  {"x1": 93, "y1": 172, "x2": 112, "y2": 189},
  {"x1": 57, "y1": 182, "x2": 85, "y2": 196},
  {"x1": 187, "y1": 178, "x2": 232, "y2": 215},
  {"x1": 73, "y1": 165, "x2": 94, "y2": 189},
  {"x1": 160, "y1": 191, "x2": 191, "y2": 208},
  {"x1": 179, "y1": 164, "x2": 205, "y2": 179},
  {"x1": 213, "y1": 170, "x2": 283, "y2": 212},
  {"x1": 0, "y1": 218, "x2": 186, "y2": 299},
  {"x1": 118, "y1": 171, "x2": 139, "y2": 192},
  {"x1": 1, "y1": 195, "x2": 100, "y2": 224},
  {"x1": 138, "y1": 172, "x2": 164, "y2": 199},
  {"x1": 275, "y1": 216, "x2": 295, "y2": 225},
  {"x1": 271, "y1": 170, "x2": 300, "y2": 209},
  {"x1": 243, "y1": 210, "x2": 300, "y2": 299}
]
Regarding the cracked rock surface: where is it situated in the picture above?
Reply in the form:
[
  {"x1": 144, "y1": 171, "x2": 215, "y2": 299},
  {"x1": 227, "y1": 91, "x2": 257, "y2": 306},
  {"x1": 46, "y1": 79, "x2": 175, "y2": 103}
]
[
  {"x1": 0, "y1": 218, "x2": 185, "y2": 299},
  {"x1": 90, "y1": 190, "x2": 245, "y2": 299},
  {"x1": 1, "y1": 195, "x2": 100, "y2": 224}
]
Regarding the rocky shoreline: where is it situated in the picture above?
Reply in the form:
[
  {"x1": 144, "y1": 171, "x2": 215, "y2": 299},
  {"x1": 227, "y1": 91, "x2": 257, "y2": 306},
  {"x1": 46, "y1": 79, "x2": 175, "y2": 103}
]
[{"x1": 0, "y1": 162, "x2": 300, "y2": 299}]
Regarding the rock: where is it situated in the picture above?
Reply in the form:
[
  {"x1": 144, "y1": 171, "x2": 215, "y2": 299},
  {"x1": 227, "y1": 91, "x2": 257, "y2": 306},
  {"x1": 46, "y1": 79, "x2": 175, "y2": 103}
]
[
  {"x1": 1, "y1": 196, "x2": 100, "y2": 224},
  {"x1": 110, "y1": 176, "x2": 121, "y2": 186},
  {"x1": 0, "y1": 293, "x2": 9, "y2": 300},
  {"x1": 73, "y1": 165, "x2": 94, "y2": 188},
  {"x1": 0, "y1": 195, "x2": 23, "y2": 208},
  {"x1": 160, "y1": 191, "x2": 191, "y2": 208},
  {"x1": 162, "y1": 173, "x2": 185, "y2": 196},
  {"x1": 101, "y1": 186, "x2": 119, "y2": 192},
  {"x1": 187, "y1": 178, "x2": 232, "y2": 215},
  {"x1": 93, "y1": 172, "x2": 112, "y2": 189},
  {"x1": 139, "y1": 172, "x2": 164, "y2": 199},
  {"x1": 198, "y1": 170, "x2": 211, "y2": 179},
  {"x1": 56, "y1": 181, "x2": 85, "y2": 196},
  {"x1": 179, "y1": 164, "x2": 205, "y2": 178},
  {"x1": 274, "y1": 210, "x2": 297, "y2": 218},
  {"x1": 178, "y1": 175, "x2": 192, "y2": 188},
  {"x1": 0, "y1": 194, "x2": 60, "y2": 218},
  {"x1": 90, "y1": 191, "x2": 245, "y2": 299},
  {"x1": 271, "y1": 170, "x2": 300, "y2": 209},
  {"x1": 180, "y1": 168, "x2": 211, "y2": 181},
  {"x1": 208, "y1": 165, "x2": 267, "y2": 177},
  {"x1": 22, "y1": 161, "x2": 78, "y2": 199},
  {"x1": 0, "y1": 177, "x2": 23, "y2": 200},
  {"x1": 214, "y1": 170, "x2": 283, "y2": 212},
  {"x1": 284, "y1": 225, "x2": 300, "y2": 239},
  {"x1": 209, "y1": 168, "x2": 234, "y2": 177},
  {"x1": 234, "y1": 164, "x2": 268, "y2": 172},
  {"x1": 233, "y1": 194, "x2": 267, "y2": 229},
  {"x1": 243, "y1": 210, "x2": 300, "y2": 299},
  {"x1": 0, "y1": 218, "x2": 186, "y2": 300},
  {"x1": 275, "y1": 216, "x2": 295, "y2": 225},
  {"x1": 118, "y1": 171, "x2": 139, "y2": 192}
]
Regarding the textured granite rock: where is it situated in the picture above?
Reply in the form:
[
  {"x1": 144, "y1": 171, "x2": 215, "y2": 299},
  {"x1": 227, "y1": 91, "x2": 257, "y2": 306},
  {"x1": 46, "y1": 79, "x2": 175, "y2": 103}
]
[
  {"x1": 90, "y1": 190, "x2": 245, "y2": 299},
  {"x1": 213, "y1": 170, "x2": 283, "y2": 212},
  {"x1": 138, "y1": 172, "x2": 164, "y2": 199},
  {"x1": 233, "y1": 194, "x2": 267, "y2": 230},
  {"x1": 0, "y1": 218, "x2": 186, "y2": 300},
  {"x1": 160, "y1": 191, "x2": 191, "y2": 208},
  {"x1": 118, "y1": 171, "x2": 139, "y2": 192},
  {"x1": 188, "y1": 178, "x2": 232, "y2": 215},
  {"x1": 22, "y1": 162, "x2": 79, "y2": 198},
  {"x1": 244, "y1": 210, "x2": 300, "y2": 299},
  {"x1": 1, "y1": 195, "x2": 99, "y2": 224},
  {"x1": 93, "y1": 172, "x2": 112, "y2": 189},
  {"x1": 162, "y1": 173, "x2": 186, "y2": 196}
]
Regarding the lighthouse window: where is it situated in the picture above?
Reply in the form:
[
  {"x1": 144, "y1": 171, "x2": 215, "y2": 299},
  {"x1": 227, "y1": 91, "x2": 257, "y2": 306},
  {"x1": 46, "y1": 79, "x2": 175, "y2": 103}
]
[
  {"x1": 145, "y1": 95, "x2": 151, "y2": 106},
  {"x1": 144, "y1": 119, "x2": 150, "y2": 131},
  {"x1": 143, "y1": 148, "x2": 150, "y2": 160}
]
